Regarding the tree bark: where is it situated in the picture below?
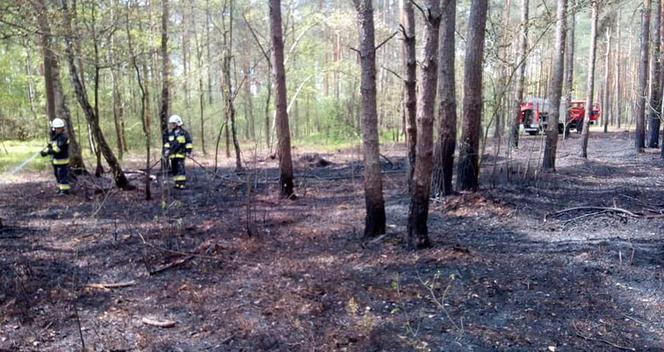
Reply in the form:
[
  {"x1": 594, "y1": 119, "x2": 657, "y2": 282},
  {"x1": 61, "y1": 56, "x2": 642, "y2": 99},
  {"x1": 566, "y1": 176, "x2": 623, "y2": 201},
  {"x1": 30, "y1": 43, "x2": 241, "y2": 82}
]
[
  {"x1": 649, "y1": 0, "x2": 662, "y2": 148},
  {"x1": 563, "y1": 0, "x2": 576, "y2": 137},
  {"x1": 243, "y1": 62, "x2": 256, "y2": 140},
  {"x1": 432, "y1": 0, "x2": 456, "y2": 197},
  {"x1": 580, "y1": 1, "x2": 598, "y2": 158},
  {"x1": 270, "y1": 0, "x2": 295, "y2": 197},
  {"x1": 33, "y1": 0, "x2": 86, "y2": 173},
  {"x1": 636, "y1": 0, "x2": 651, "y2": 152},
  {"x1": 542, "y1": 0, "x2": 567, "y2": 170},
  {"x1": 127, "y1": 5, "x2": 151, "y2": 200},
  {"x1": 602, "y1": 27, "x2": 612, "y2": 134},
  {"x1": 191, "y1": 2, "x2": 207, "y2": 155},
  {"x1": 456, "y1": 0, "x2": 489, "y2": 191},
  {"x1": 61, "y1": 0, "x2": 130, "y2": 189},
  {"x1": 407, "y1": 0, "x2": 441, "y2": 249},
  {"x1": 353, "y1": 0, "x2": 386, "y2": 238},
  {"x1": 615, "y1": 10, "x2": 622, "y2": 130},
  {"x1": 159, "y1": 0, "x2": 170, "y2": 144},
  {"x1": 494, "y1": 0, "x2": 513, "y2": 139},
  {"x1": 400, "y1": 0, "x2": 417, "y2": 192},
  {"x1": 510, "y1": 0, "x2": 529, "y2": 149},
  {"x1": 110, "y1": 42, "x2": 125, "y2": 159}
]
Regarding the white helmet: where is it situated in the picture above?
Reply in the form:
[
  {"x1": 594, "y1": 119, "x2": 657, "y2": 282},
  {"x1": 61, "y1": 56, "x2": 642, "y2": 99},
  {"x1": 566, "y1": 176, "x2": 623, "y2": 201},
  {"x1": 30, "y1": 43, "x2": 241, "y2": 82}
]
[
  {"x1": 51, "y1": 118, "x2": 65, "y2": 128},
  {"x1": 168, "y1": 115, "x2": 183, "y2": 126}
]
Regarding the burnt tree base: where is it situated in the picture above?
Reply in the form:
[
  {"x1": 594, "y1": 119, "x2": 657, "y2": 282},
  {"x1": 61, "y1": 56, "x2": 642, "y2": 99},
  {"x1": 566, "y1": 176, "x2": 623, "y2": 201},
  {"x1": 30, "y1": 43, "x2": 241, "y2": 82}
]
[
  {"x1": 280, "y1": 174, "x2": 295, "y2": 199},
  {"x1": 432, "y1": 138, "x2": 456, "y2": 197},
  {"x1": 363, "y1": 202, "x2": 386, "y2": 238},
  {"x1": 407, "y1": 193, "x2": 431, "y2": 250},
  {"x1": 456, "y1": 147, "x2": 479, "y2": 192}
]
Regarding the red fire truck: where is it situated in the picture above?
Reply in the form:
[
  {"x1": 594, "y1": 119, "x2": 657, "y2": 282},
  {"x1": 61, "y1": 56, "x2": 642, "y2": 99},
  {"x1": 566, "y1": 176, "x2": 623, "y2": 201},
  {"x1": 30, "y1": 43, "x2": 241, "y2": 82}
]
[{"x1": 520, "y1": 98, "x2": 601, "y2": 135}]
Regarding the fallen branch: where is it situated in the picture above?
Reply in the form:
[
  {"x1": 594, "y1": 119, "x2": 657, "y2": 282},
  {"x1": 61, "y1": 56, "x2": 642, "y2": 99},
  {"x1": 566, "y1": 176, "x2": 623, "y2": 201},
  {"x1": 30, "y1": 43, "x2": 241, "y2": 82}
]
[
  {"x1": 141, "y1": 317, "x2": 176, "y2": 328},
  {"x1": 85, "y1": 281, "x2": 136, "y2": 290},
  {"x1": 545, "y1": 206, "x2": 664, "y2": 222},
  {"x1": 149, "y1": 255, "x2": 194, "y2": 276},
  {"x1": 135, "y1": 232, "x2": 225, "y2": 261}
]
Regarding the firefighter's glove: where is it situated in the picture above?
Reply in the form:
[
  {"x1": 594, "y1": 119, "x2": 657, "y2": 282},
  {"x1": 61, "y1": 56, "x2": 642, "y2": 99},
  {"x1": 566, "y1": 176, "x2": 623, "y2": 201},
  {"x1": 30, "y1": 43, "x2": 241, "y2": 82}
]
[
  {"x1": 40, "y1": 144, "x2": 52, "y2": 157},
  {"x1": 163, "y1": 149, "x2": 170, "y2": 158}
]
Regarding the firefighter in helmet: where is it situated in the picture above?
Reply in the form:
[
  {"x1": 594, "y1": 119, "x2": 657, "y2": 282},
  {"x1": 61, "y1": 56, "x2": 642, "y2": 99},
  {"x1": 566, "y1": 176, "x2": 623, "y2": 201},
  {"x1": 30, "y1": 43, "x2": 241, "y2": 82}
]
[
  {"x1": 40, "y1": 118, "x2": 71, "y2": 195},
  {"x1": 163, "y1": 115, "x2": 193, "y2": 189}
]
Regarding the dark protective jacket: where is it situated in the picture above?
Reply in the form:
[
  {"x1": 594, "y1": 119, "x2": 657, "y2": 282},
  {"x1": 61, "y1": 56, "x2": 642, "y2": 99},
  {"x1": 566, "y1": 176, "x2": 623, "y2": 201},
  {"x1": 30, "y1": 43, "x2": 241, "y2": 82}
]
[
  {"x1": 41, "y1": 131, "x2": 70, "y2": 165},
  {"x1": 164, "y1": 127, "x2": 193, "y2": 159}
]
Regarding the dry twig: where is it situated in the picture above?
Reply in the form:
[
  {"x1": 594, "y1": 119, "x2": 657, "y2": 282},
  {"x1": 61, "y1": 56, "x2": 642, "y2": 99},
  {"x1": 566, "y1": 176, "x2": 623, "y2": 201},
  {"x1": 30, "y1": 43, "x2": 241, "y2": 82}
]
[
  {"x1": 141, "y1": 317, "x2": 176, "y2": 328},
  {"x1": 85, "y1": 281, "x2": 136, "y2": 290}
]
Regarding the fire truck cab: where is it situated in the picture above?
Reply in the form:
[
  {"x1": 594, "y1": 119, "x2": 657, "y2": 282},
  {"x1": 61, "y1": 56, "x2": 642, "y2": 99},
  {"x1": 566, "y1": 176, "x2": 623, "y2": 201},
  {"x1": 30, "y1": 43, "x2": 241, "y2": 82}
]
[
  {"x1": 568, "y1": 100, "x2": 601, "y2": 133},
  {"x1": 520, "y1": 97, "x2": 601, "y2": 135},
  {"x1": 519, "y1": 97, "x2": 554, "y2": 135}
]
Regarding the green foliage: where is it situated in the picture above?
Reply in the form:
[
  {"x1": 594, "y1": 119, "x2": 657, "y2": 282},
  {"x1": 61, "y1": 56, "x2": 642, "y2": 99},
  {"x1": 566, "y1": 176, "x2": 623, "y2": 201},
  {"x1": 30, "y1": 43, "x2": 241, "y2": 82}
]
[{"x1": 0, "y1": 140, "x2": 50, "y2": 173}]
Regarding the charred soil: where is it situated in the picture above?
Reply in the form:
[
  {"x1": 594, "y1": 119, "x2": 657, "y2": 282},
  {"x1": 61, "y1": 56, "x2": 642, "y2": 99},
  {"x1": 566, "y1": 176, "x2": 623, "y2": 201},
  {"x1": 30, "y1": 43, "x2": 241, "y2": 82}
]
[{"x1": 1, "y1": 131, "x2": 663, "y2": 351}]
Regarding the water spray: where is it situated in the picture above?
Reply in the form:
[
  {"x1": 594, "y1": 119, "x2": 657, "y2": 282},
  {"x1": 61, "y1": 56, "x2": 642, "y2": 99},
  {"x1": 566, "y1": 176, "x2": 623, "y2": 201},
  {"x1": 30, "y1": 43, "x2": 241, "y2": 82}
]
[{"x1": 7, "y1": 151, "x2": 41, "y2": 177}]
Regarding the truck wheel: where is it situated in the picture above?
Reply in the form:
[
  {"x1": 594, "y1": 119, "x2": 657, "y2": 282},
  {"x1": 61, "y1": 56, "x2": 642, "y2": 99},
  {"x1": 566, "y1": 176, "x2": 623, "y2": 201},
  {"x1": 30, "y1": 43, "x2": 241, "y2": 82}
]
[
  {"x1": 527, "y1": 131, "x2": 538, "y2": 136},
  {"x1": 557, "y1": 123, "x2": 564, "y2": 134},
  {"x1": 576, "y1": 122, "x2": 583, "y2": 133}
]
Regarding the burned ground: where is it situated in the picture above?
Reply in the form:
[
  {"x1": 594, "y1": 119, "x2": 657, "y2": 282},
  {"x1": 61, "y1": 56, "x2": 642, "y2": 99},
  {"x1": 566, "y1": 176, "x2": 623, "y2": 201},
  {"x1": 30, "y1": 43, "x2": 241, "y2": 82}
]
[{"x1": 1, "y1": 131, "x2": 663, "y2": 351}]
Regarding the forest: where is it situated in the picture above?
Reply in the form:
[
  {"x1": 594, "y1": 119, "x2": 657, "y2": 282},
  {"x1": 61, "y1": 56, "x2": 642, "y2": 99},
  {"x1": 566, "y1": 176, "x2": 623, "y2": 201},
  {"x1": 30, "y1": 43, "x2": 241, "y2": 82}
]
[{"x1": 1, "y1": 0, "x2": 664, "y2": 350}]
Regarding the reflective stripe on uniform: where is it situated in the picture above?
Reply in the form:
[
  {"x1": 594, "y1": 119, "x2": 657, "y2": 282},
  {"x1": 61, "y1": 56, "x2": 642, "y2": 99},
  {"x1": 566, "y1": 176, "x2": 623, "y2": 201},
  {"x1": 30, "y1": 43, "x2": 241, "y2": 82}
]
[
  {"x1": 169, "y1": 135, "x2": 174, "y2": 141},
  {"x1": 53, "y1": 158, "x2": 69, "y2": 165},
  {"x1": 52, "y1": 144, "x2": 61, "y2": 153},
  {"x1": 58, "y1": 184, "x2": 71, "y2": 191},
  {"x1": 169, "y1": 153, "x2": 186, "y2": 159},
  {"x1": 174, "y1": 175, "x2": 186, "y2": 181},
  {"x1": 185, "y1": 143, "x2": 193, "y2": 149},
  {"x1": 176, "y1": 136, "x2": 186, "y2": 143},
  {"x1": 164, "y1": 142, "x2": 171, "y2": 148}
]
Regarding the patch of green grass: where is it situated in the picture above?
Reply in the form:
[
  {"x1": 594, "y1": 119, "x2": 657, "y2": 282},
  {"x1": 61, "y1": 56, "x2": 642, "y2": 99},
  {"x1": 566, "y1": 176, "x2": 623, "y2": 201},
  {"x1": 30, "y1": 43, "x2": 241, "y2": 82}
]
[
  {"x1": 293, "y1": 133, "x2": 361, "y2": 152},
  {"x1": 0, "y1": 140, "x2": 51, "y2": 174}
]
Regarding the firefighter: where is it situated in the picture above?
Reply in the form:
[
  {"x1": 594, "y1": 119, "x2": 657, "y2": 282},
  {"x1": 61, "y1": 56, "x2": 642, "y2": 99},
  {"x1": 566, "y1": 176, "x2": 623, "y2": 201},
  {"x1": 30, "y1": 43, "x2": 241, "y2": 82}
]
[
  {"x1": 40, "y1": 118, "x2": 71, "y2": 195},
  {"x1": 163, "y1": 115, "x2": 193, "y2": 189}
]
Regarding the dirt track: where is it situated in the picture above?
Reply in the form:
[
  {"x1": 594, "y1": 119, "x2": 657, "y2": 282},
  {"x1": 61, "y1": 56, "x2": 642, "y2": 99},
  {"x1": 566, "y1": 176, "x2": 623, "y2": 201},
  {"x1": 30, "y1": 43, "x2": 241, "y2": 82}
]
[{"x1": 1, "y1": 131, "x2": 663, "y2": 351}]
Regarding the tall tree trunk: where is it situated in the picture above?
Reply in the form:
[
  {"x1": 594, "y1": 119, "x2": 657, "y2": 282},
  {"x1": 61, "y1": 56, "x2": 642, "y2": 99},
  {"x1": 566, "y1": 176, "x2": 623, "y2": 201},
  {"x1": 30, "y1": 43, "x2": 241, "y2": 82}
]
[
  {"x1": 159, "y1": 0, "x2": 170, "y2": 144},
  {"x1": 636, "y1": 0, "x2": 652, "y2": 152},
  {"x1": 270, "y1": 0, "x2": 295, "y2": 197},
  {"x1": 542, "y1": 0, "x2": 567, "y2": 170},
  {"x1": 400, "y1": 0, "x2": 417, "y2": 192},
  {"x1": 205, "y1": 0, "x2": 214, "y2": 105},
  {"x1": 192, "y1": 2, "x2": 207, "y2": 155},
  {"x1": 127, "y1": 9, "x2": 152, "y2": 200},
  {"x1": 407, "y1": 0, "x2": 441, "y2": 249},
  {"x1": 183, "y1": 3, "x2": 191, "y2": 109},
  {"x1": 580, "y1": 1, "x2": 598, "y2": 158},
  {"x1": 354, "y1": 0, "x2": 386, "y2": 238},
  {"x1": 510, "y1": 0, "x2": 529, "y2": 149},
  {"x1": 91, "y1": 4, "x2": 104, "y2": 177},
  {"x1": 494, "y1": 0, "x2": 513, "y2": 139},
  {"x1": 615, "y1": 10, "x2": 622, "y2": 130},
  {"x1": 456, "y1": 0, "x2": 489, "y2": 191},
  {"x1": 563, "y1": 0, "x2": 576, "y2": 137},
  {"x1": 61, "y1": 0, "x2": 130, "y2": 189},
  {"x1": 432, "y1": 0, "x2": 456, "y2": 197},
  {"x1": 265, "y1": 79, "x2": 272, "y2": 149},
  {"x1": 110, "y1": 44, "x2": 125, "y2": 159},
  {"x1": 221, "y1": 0, "x2": 242, "y2": 170},
  {"x1": 603, "y1": 27, "x2": 612, "y2": 134},
  {"x1": 243, "y1": 62, "x2": 256, "y2": 140},
  {"x1": 649, "y1": 0, "x2": 662, "y2": 147},
  {"x1": 23, "y1": 40, "x2": 39, "y2": 126},
  {"x1": 33, "y1": 0, "x2": 86, "y2": 172}
]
